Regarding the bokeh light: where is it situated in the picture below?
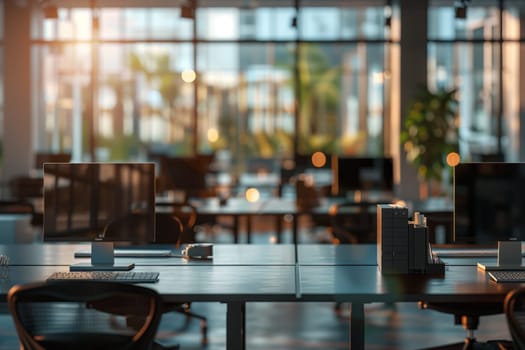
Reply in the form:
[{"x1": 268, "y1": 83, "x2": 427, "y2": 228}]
[
  {"x1": 245, "y1": 188, "x2": 260, "y2": 202},
  {"x1": 207, "y1": 128, "x2": 219, "y2": 143},
  {"x1": 311, "y1": 151, "x2": 327, "y2": 168},
  {"x1": 446, "y1": 152, "x2": 461, "y2": 167},
  {"x1": 181, "y1": 69, "x2": 196, "y2": 83}
]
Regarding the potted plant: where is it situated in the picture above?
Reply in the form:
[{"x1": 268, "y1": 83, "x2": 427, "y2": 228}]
[{"x1": 400, "y1": 86, "x2": 459, "y2": 196}]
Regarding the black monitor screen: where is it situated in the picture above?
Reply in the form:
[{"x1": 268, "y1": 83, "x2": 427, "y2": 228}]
[
  {"x1": 158, "y1": 156, "x2": 212, "y2": 193},
  {"x1": 43, "y1": 163, "x2": 156, "y2": 243},
  {"x1": 454, "y1": 162, "x2": 525, "y2": 244},
  {"x1": 333, "y1": 157, "x2": 394, "y2": 195}
]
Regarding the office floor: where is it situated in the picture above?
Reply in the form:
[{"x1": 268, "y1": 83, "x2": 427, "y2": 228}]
[
  {"x1": 160, "y1": 302, "x2": 511, "y2": 350},
  {"x1": 0, "y1": 301, "x2": 511, "y2": 350}
]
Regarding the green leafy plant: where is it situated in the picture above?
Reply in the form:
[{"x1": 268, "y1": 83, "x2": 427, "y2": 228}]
[{"x1": 400, "y1": 87, "x2": 458, "y2": 183}]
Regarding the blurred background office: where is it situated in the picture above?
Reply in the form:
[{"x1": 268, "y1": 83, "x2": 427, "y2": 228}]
[
  {"x1": 1, "y1": 2, "x2": 525, "y2": 348},
  {"x1": 2, "y1": 0, "x2": 525, "y2": 203}
]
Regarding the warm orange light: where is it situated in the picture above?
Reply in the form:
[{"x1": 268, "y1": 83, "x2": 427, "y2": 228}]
[
  {"x1": 207, "y1": 128, "x2": 219, "y2": 143},
  {"x1": 446, "y1": 152, "x2": 461, "y2": 167},
  {"x1": 181, "y1": 69, "x2": 196, "y2": 83},
  {"x1": 311, "y1": 151, "x2": 327, "y2": 168},
  {"x1": 394, "y1": 199, "x2": 407, "y2": 207},
  {"x1": 245, "y1": 188, "x2": 260, "y2": 202}
]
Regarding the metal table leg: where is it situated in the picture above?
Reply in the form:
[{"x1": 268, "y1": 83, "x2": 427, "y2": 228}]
[
  {"x1": 226, "y1": 301, "x2": 246, "y2": 350},
  {"x1": 350, "y1": 302, "x2": 365, "y2": 350}
]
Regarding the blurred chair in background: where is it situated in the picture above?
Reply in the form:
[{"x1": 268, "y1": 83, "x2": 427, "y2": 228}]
[
  {"x1": 329, "y1": 201, "x2": 378, "y2": 244},
  {"x1": 157, "y1": 155, "x2": 216, "y2": 200},
  {"x1": 8, "y1": 176, "x2": 43, "y2": 201},
  {"x1": 154, "y1": 212, "x2": 208, "y2": 346}
]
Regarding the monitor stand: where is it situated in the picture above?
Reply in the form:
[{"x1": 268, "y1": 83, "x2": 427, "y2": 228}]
[
  {"x1": 70, "y1": 241, "x2": 135, "y2": 271},
  {"x1": 477, "y1": 240, "x2": 525, "y2": 271}
]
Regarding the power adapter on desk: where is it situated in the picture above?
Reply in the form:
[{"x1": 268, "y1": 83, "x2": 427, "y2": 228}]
[{"x1": 181, "y1": 243, "x2": 213, "y2": 260}]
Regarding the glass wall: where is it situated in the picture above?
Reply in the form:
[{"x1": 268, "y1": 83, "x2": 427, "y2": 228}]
[
  {"x1": 30, "y1": 1, "x2": 395, "y2": 169},
  {"x1": 32, "y1": 6, "x2": 194, "y2": 162},
  {"x1": 296, "y1": 5, "x2": 392, "y2": 157},
  {"x1": 428, "y1": 0, "x2": 525, "y2": 162}
]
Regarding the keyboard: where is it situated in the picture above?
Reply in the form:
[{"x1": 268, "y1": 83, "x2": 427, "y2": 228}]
[
  {"x1": 488, "y1": 270, "x2": 525, "y2": 283},
  {"x1": 433, "y1": 248, "x2": 500, "y2": 258},
  {"x1": 47, "y1": 271, "x2": 160, "y2": 283},
  {"x1": 74, "y1": 249, "x2": 172, "y2": 258}
]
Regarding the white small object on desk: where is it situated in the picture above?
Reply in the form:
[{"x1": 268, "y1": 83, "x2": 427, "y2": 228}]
[{"x1": 182, "y1": 243, "x2": 213, "y2": 259}]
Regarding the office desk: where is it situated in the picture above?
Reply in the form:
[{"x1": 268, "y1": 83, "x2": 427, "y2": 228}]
[
  {"x1": 167, "y1": 197, "x2": 266, "y2": 243},
  {"x1": 0, "y1": 243, "x2": 296, "y2": 350},
  {"x1": 298, "y1": 264, "x2": 514, "y2": 350},
  {"x1": 160, "y1": 196, "x2": 388, "y2": 244},
  {"x1": 259, "y1": 197, "x2": 388, "y2": 244},
  {"x1": 296, "y1": 244, "x2": 525, "y2": 350},
  {"x1": 0, "y1": 264, "x2": 297, "y2": 350},
  {"x1": 0, "y1": 243, "x2": 296, "y2": 266},
  {"x1": 160, "y1": 196, "x2": 378, "y2": 244},
  {"x1": 298, "y1": 243, "x2": 376, "y2": 265},
  {"x1": 2, "y1": 265, "x2": 296, "y2": 299},
  {"x1": 243, "y1": 197, "x2": 342, "y2": 244},
  {"x1": 0, "y1": 243, "x2": 517, "y2": 350}
]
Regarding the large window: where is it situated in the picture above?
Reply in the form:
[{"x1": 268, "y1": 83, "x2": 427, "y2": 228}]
[
  {"x1": 30, "y1": 1, "x2": 396, "y2": 168},
  {"x1": 296, "y1": 5, "x2": 393, "y2": 157},
  {"x1": 32, "y1": 7, "x2": 195, "y2": 161},
  {"x1": 428, "y1": 0, "x2": 525, "y2": 162}
]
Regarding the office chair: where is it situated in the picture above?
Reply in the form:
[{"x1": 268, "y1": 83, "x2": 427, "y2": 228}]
[
  {"x1": 155, "y1": 212, "x2": 208, "y2": 346},
  {"x1": 329, "y1": 201, "x2": 378, "y2": 244},
  {"x1": 104, "y1": 212, "x2": 208, "y2": 346},
  {"x1": 7, "y1": 281, "x2": 163, "y2": 350},
  {"x1": 418, "y1": 301, "x2": 510, "y2": 350},
  {"x1": 8, "y1": 176, "x2": 43, "y2": 200},
  {"x1": 0, "y1": 200, "x2": 35, "y2": 215},
  {"x1": 157, "y1": 155, "x2": 216, "y2": 200},
  {"x1": 504, "y1": 287, "x2": 525, "y2": 350}
]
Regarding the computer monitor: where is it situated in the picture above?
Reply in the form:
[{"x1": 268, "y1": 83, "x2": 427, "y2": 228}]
[
  {"x1": 453, "y1": 162, "x2": 525, "y2": 245},
  {"x1": 454, "y1": 162, "x2": 525, "y2": 270},
  {"x1": 158, "y1": 155, "x2": 212, "y2": 196},
  {"x1": 332, "y1": 157, "x2": 394, "y2": 196},
  {"x1": 43, "y1": 163, "x2": 156, "y2": 271}
]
